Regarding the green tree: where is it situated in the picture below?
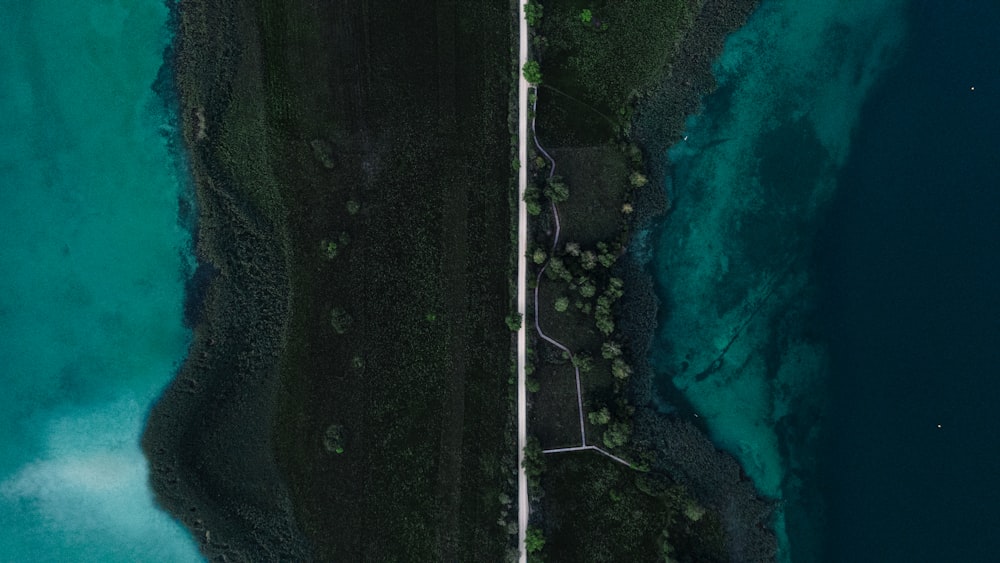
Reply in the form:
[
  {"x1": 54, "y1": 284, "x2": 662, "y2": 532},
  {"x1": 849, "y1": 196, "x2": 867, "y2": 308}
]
[
  {"x1": 526, "y1": 377, "x2": 541, "y2": 393},
  {"x1": 506, "y1": 313, "x2": 523, "y2": 332},
  {"x1": 571, "y1": 353, "x2": 594, "y2": 372},
  {"x1": 522, "y1": 61, "x2": 542, "y2": 85},
  {"x1": 322, "y1": 424, "x2": 345, "y2": 454},
  {"x1": 588, "y1": 407, "x2": 611, "y2": 425},
  {"x1": 579, "y1": 8, "x2": 593, "y2": 24},
  {"x1": 524, "y1": 1, "x2": 543, "y2": 26},
  {"x1": 611, "y1": 358, "x2": 632, "y2": 380},
  {"x1": 330, "y1": 307, "x2": 353, "y2": 334},
  {"x1": 630, "y1": 171, "x2": 648, "y2": 188},
  {"x1": 554, "y1": 296, "x2": 569, "y2": 312},
  {"x1": 595, "y1": 296, "x2": 614, "y2": 335},
  {"x1": 603, "y1": 421, "x2": 630, "y2": 449},
  {"x1": 606, "y1": 277, "x2": 625, "y2": 300},
  {"x1": 523, "y1": 185, "x2": 542, "y2": 216},
  {"x1": 523, "y1": 436, "x2": 546, "y2": 479},
  {"x1": 544, "y1": 180, "x2": 570, "y2": 203},
  {"x1": 346, "y1": 199, "x2": 361, "y2": 214},
  {"x1": 601, "y1": 341, "x2": 622, "y2": 359},
  {"x1": 322, "y1": 240, "x2": 339, "y2": 259},
  {"x1": 532, "y1": 248, "x2": 547, "y2": 265},
  {"x1": 526, "y1": 527, "x2": 546, "y2": 554},
  {"x1": 597, "y1": 241, "x2": 616, "y2": 268},
  {"x1": 545, "y1": 257, "x2": 573, "y2": 283}
]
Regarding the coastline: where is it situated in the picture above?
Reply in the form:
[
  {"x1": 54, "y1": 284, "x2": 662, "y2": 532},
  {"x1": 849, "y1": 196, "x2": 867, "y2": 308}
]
[
  {"x1": 145, "y1": 0, "x2": 775, "y2": 560},
  {"x1": 146, "y1": 0, "x2": 517, "y2": 560},
  {"x1": 628, "y1": 0, "x2": 780, "y2": 558},
  {"x1": 524, "y1": 0, "x2": 778, "y2": 559},
  {"x1": 141, "y1": 0, "x2": 310, "y2": 559}
]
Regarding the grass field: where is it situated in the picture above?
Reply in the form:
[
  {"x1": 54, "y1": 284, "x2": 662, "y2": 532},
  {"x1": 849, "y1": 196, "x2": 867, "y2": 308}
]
[
  {"x1": 263, "y1": 1, "x2": 519, "y2": 559},
  {"x1": 148, "y1": 0, "x2": 520, "y2": 560}
]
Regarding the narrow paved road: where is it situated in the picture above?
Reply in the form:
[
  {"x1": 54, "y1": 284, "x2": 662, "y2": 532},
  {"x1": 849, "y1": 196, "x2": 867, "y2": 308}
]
[{"x1": 515, "y1": 1, "x2": 530, "y2": 561}]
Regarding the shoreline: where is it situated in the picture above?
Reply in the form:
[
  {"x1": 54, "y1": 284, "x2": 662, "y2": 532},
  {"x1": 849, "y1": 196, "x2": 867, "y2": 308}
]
[
  {"x1": 629, "y1": 1, "x2": 781, "y2": 558},
  {"x1": 141, "y1": 0, "x2": 310, "y2": 560},
  {"x1": 523, "y1": 0, "x2": 778, "y2": 559},
  {"x1": 147, "y1": 0, "x2": 518, "y2": 559},
  {"x1": 145, "y1": 0, "x2": 774, "y2": 559}
]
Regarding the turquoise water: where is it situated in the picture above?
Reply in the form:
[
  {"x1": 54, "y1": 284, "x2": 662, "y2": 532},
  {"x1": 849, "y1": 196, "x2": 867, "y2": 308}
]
[
  {"x1": 648, "y1": 0, "x2": 907, "y2": 559},
  {"x1": 0, "y1": 1, "x2": 202, "y2": 560}
]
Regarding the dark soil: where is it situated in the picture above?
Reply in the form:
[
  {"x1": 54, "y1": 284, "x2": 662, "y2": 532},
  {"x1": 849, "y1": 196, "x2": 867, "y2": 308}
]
[{"x1": 143, "y1": 0, "x2": 518, "y2": 560}]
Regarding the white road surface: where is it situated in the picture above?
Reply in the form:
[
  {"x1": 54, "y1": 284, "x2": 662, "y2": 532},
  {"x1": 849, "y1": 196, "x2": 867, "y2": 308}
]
[{"x1": 516, "y1": 1, "x2": 530, "y2": 561}]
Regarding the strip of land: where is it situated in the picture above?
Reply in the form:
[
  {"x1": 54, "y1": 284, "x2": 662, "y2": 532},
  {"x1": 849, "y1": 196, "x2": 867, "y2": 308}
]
[
  {"x1": 520, "y1": 0, "x2": 779, "y2": 561},
  {"x1": 146, "y1": 0, "x2": 518, "y2": 560}
]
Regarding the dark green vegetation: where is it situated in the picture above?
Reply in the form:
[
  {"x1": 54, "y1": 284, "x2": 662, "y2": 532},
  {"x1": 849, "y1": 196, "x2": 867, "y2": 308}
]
[
  {"x1": 524, "y1": 0, "x2": 776, "y2": 560},
  {"x1": 533, "y1": 0, "x2": 690, "y2": 146},
  {"x1": 145, "y1": 0, "x2": 518, "y2": 560},
  {"x1": 538, "y1": 453, "x2": 728, "y2": 562},
  {"x1": 527, "y1": 0, "x2": 689, "y2": 454},
  {"x1": 273, "y1": 0, "x2": 518, "y2": 557}
]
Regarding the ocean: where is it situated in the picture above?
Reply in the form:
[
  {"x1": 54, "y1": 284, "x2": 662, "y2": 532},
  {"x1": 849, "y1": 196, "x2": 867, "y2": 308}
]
[
  {"x1": 0, "y1": 0, "x2": 202, "y2": 560},
  {"x1": 818, "y1": 1, "x2": 1000, "y2": 561},
  {"x1": 649, "y1": 0, "x2": 1000, "y2": 560}
]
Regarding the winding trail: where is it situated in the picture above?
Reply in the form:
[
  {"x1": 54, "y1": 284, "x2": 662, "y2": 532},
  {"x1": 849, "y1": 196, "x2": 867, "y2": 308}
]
[
  {"x1": 529, "y1": 92, "x2": 586, "y2": 446},
  {"x1": 530, "y1": 91, "x2": 632, "y2": 470},
  {"x1": 516, "y1": 11, "x2": 634, "y2": 559}
]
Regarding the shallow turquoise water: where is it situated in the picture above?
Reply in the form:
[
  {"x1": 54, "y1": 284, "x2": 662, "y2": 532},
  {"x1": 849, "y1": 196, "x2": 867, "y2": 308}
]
[
  {"x1": 0, "y1": 1, "x2": 201, "y2": 560},
  {"x1": 648, "y1": 0, "x2": 908, "y2": 559}
]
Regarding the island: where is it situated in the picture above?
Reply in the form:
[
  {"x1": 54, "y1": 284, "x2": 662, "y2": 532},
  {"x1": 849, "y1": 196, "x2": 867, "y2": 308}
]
[{"x1": 143, "y1": 0, "x2": 778, "y2": 560}]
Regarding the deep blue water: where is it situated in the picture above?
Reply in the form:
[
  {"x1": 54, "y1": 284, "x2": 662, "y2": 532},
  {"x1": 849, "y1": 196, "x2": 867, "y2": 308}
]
[
  {"x1": 649, "y1": 0, "x2": 1000, "y2": 560},
  {"x1": 0, "y1": 1, "x2": 202, "y2": 560},
  {"x1": 817, "y1": 1, "x2": 1000, "y2": 560}
]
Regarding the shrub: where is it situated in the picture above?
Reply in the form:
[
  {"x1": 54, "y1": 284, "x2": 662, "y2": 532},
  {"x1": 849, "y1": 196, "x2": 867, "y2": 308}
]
[
  {"x1": 506, "y1": 313, "x2": 523, "y2": 332},
  {"x1": 526, "y1": 378, "x2": 541, "y2": 393},
  {"x1": 522, "y1": 61, "x2": 543, "y2": 84}
]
